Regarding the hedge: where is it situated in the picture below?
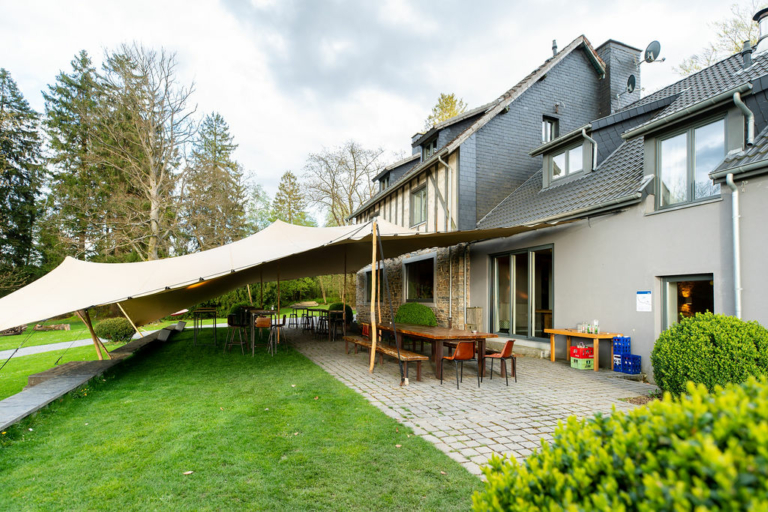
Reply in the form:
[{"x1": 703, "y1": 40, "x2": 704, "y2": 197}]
[
  {"x1": 328, "y1": 302, "x2": 353, "y2": 323},
  {"x1": 473, "y1": 377, "x2": 768, "y2": 511},
  {"x1": 394, "y1": 303, "x2": 437, "y2": 327},
  {"x1": 94, "y1": 317, "x2": 135, "y2": 342},
  {"x1": 651, "y1": 312, "x2": 768, "y2": 394}
]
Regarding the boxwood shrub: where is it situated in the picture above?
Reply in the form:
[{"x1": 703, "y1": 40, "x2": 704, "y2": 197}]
[
  {"x1": 394, "y1": 303, "x2": 437, "y2": 327},
  {"x1": 651, "y1": 312, "x2": 768, "y2": 394},
  {"x1": 473, "y1": 377, "x2": 768, "y2": 511},
  {"x1": 328, "y1": 302, "x2": 353, "y2": 324},
  {"x1": 94, "y1": 317, "x2": 135, "y2": 342}
]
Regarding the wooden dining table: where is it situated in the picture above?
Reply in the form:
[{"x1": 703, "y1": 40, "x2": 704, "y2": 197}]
[
  {"x1": 544, "y1": 328, "x2": 623, "y2": 372},
  {"x1": 371, "y1": 323, "x2": 498, "y2": 380}
]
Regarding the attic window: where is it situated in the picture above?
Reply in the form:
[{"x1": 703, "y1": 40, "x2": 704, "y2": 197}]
[
  {"x1": 551, "y1": 144, "x2": 583, "y2": 180},
  {"x1": 422, "y1": 139, "x2": 437, "y2": 160},
  {"x1": 542, "y1": 116, "x2": 559, "y2": 143},
  {"x1": 380, "y1": 174, "x2": 390, "y2": 191}
]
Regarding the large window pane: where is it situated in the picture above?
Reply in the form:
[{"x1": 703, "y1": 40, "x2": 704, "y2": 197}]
[
  {"x1": 552, "y1": 152, "x2": 565, "y2": 179},
  {"x1": 568, "y1": 146, "x2": 583, "y2": 174},
  {"x1": 694, "y1": 120, "x2": 724, "y2": 199},
  {"x1": 405, "y1": 258, "x2": 434, "y2": 302},
  {"x1": 493, "y1": 256, "x2": 511, "y2": 333},
  {"x1": 411, "y1": 187, "x2": 426, "y2": 225},
  {"x1": 660, "y1": 132, "x2": 688, "y2": 206},
  {"x1": 513, "y1": 254, "x2": 529, "y2": 336},
  {"x1": 533, "y1": 249, "x2": 553, "y2": 338},
  {"x1": 664, "y1": 275, "x2": 714, "y2": 328}
]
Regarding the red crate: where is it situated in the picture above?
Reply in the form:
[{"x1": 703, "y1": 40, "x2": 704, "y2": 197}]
[{"x1": 570, "y1": 346, "x2": 594, "y2": 359}]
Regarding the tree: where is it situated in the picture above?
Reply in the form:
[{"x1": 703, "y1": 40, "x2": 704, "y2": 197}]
[
  {"x1": 182, "y1": 112, "x2": 247, "y2": 251},
  {"x1": 43, "y1": 50, "x2": 112, "y2": 260},
  {"x1": 245, "y1": 179, "x2": 272, "y2": 233},
  {"x1": 303, "y1": 141, "x2": 385, "y2": 226},
  {"x1": 0, "y1": 69, "x2": 44, "y2": 272},
  {"x1": 424, "y1": 93, "x2": 467, "y2": 130},
  {"x1": 675, "y1": 1, "x2": 763, "y2": 76},
  {"x1": 94, "y1": 43, "x2": 196, "y2": 260},
  {"x1": 272, "y1": 171, "x2": 315, "y2": 226}
]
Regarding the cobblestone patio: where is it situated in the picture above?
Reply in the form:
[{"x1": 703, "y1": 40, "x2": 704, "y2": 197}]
[{"x1": 292, "y1": 333, "x2": 657, "y2": 476}]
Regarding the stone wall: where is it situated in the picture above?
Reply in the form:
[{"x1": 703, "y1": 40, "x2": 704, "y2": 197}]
[{"x1": 356, "y1": 244, "x2": 470, "y2": 330}]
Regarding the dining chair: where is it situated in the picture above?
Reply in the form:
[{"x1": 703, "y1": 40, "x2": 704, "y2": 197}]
[
  {"x1": 440, "y1": 341, "x2": 480, "y2": 389},
  {"x1": 485, "y1": 340, "x2": 517, "y2": 385},
  {"x1": 253, "y1": 316, "x2": 272, "y2": 356}
]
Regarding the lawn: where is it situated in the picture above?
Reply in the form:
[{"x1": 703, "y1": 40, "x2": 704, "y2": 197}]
[
  {"x1": 0, "y1": 342, "x2": 126, "y2": 401},
  {"x1": 0, "y1": 329, "x2": 482, "y2": 510}
]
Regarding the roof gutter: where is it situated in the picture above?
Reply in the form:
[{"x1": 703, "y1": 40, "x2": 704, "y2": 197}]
[
  {"x1": 622, "y1": 83, "x2": 753, "y2": 140},
  {"x1": 711, "y1": 158, "x2": 768, "y2": 181},
  {"x1": 522, "y1": 191, "x2": 643, "y2": 227},
  {"x1": 529, "y1": 124, "x2": 591, "y2": 157}
]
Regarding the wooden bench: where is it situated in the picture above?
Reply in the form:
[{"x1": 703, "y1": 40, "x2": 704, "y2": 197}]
[{"x1": 344, "y1": 335, "x2": 429, "y2": 381}]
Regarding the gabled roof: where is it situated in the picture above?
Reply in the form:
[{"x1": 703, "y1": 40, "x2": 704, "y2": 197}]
[
  {"x1": 412, "y1": 102, "x2": 493, "y2": 147},
  {"x1": 373, "y1": 154, "x2": 420, "y2": 181},
  {"x1": 478, "y1": 137, "x2": 650, "y2": 229},
  {"x1": 711, "y1": 124, "x2": 768, "y2": 180},
  {"x1": 349, "y1": 35, "x2": 606, "y2": 220},
  {"x1": 621, "y1": 51, "x2": 768, "y2": 139}
]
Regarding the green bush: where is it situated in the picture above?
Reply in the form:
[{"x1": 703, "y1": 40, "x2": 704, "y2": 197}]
[
  {"x1": 473, "y1": 377, "x2": 768, "y2": 511},
  {"x1": 651, "y1": 312, "x2": 768, "y2": 394},
  {"x1": 94, "y1": 317, "x2": 135, "y2": 342},
  {"x1": 328, "y1": 303, "x2": 353, "y2": 323},
  {"x1": 394, "y1": 303, "x2": 436, "y2": 326}
]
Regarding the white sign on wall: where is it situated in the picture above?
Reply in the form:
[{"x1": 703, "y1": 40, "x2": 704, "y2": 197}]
[{"x1": 636, "y1": 291, "x2": 652, "y2": 312}]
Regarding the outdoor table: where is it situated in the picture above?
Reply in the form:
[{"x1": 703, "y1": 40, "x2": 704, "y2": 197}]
[
  {"x1": 246, "y1": 307, "x2": 275, "y2": 348},
  {"x1": 192, "y1": 307, "x2": 218, "y2": 346},
  {"x1": 370, "y1": 323, "x2": 497, "y2": 380},
  {"x1": 544, "y1": 328, "x2": 623, "y2": 372},
  {"x1": 291, "y1": 306, "x2": 315, "y2": 331}
]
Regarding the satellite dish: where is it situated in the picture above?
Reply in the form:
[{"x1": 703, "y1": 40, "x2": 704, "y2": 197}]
[
  {"x1": 644, "y1": 41, "x2": 661, "y2": 63},
  {"x1": 627, "y1": 74, "x2": 636, "y2": 94}
]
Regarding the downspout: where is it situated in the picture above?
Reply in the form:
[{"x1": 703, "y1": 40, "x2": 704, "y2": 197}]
[
  {"x1": 726, "y1": 173, "x2": 743, "y2": 319},
  {"x1": 581, "y1": 128, "x2": 598, "y2": 170},
  {"x1": 733, "y1": 92, "x2": 755, "y2": 146}
]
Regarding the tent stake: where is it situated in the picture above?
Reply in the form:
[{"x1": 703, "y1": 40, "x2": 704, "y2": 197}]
[
  {"x1": 117, "y1": 302, "x2": 146, "y2": 338},
  {"x1": 76, "y1": 309, "x2": 111, "y2": 360},
  {"x1": 369, "y1": 221, "x2": 378, "y2": 372}
]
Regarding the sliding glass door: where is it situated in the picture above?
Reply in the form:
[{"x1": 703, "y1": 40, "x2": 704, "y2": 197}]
[{"x1": 491, "y1": 246, "x2": 553, "y2": 339}]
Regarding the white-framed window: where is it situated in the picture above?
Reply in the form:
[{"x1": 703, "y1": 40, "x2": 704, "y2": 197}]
[
  {"x1": 551, "y1": 144, "x2": 583, "y2": 181},
  {"x1": 661, "y1": 274, "x2": 714, "y2": 329},
  {"x1": 410, "y1": 186, "x2": 427, "y2": 226},
  {"x1": 403, "y1": 254, "x2": 435, "y2": 303},
  {"x1": 657, "y1": 118, "x2": 724, "y2": 209},
  {"x1": 422, "y1": 139, "x2": 437, "y2": 160},
  {"x1": 542, "y1": 116, "x2": 559, "y2": 143}
]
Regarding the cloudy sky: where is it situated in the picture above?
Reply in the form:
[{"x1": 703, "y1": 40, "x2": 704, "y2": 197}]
[{"x1": 1, "y1": 0, "x2": 737, "y2": 200}]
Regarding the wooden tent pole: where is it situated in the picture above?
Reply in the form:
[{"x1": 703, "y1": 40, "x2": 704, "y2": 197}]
[
  {"x1": 117, "y1": 302, "x2": 146, "y2": 338},
  {"x1": 247, "y1": 284, "x2": 253, "y2": 307},
  {"x1": 277, "y1": 263, "x2": 281, "y2": 345},
  {"x1": 76, "y1": 309, "x2": 111, "y2": 361},
  {"x1": 369, "y1": 221, "x2": 378, "y2": 372},
  {"x1": 260, "y1": 270, "x2": 264, "y2": 309},
  {"x1": 342, "y1": 248, "x2": 347, "y2": 336}
]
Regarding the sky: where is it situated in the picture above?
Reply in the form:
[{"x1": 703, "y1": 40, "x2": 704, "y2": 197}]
[{"x1": 0, "y1": 0, "x2": 739, "y2": 202}]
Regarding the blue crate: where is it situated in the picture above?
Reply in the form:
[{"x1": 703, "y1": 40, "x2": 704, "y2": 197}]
[
  {"x1": 613, "y1": 354, "x2": 622, "y2": 372},
  {"x1": 613, "y1": 336, "x2": 631, "y2": 355},
  {"x1": 621, "y1": 354, "x2": 641, "y2": 375}
]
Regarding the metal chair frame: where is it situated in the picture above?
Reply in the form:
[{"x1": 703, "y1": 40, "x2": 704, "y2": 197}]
[{"x1": 440, "y1": 341, "x2": 480, "y2": 389}]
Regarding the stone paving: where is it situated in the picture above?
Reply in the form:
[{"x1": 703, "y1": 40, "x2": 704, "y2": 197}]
[{"x1": 293, "y1": 334, "x2": 657, "y2": 476}]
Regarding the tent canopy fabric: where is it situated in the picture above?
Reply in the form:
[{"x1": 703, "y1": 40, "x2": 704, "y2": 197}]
[{"x1": 0, "y1": 219, "x2": 549, "y2": 330}]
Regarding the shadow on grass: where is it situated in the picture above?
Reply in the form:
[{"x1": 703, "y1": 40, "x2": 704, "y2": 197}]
[{"x1": 0, "y1": 329, "x2": 481, "y2": 511}]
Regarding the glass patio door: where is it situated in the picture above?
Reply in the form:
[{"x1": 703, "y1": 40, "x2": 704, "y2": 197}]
[{"x1": 493, "y1": 256, "x2": 511, "y2": 333}]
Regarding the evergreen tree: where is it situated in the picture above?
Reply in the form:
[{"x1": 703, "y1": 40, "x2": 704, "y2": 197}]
[
  {"x1": 272, "y1": 171, "x2": 315, "y2": 226},
  {"x1": 0, "y1": 69, "x2": 43, "y2": 272},
  {"x1": 245, "y1": 180, "x2": 272, "y2": 234},
  {"x1": 43, "y1": 50, "x2": 111, "y2": 259},
  {"x1": 183, "y1": 112, "x2": 247, "y2": 250},
  {"x1": 424, "y1": 93, "x2": 467, "y2": 130}
]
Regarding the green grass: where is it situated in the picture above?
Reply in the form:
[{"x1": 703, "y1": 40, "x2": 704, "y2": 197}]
[
  {"x1": 0, "y1": 342, "x2": 126, "y2": 400},
  {"x1": 0, "y1": 329, "x2": 481, "y2": 510}
]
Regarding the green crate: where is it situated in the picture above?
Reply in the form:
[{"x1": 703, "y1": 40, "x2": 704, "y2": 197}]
[{"x1": 570, "y1": 357, "x2": 594, "y2": 370}]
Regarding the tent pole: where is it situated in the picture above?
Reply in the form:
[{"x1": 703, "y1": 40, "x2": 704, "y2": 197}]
[
  {"x1": 377, "y1": 233, "x2": 406, "y2": 385},
  {"x1": 342, "y1": 248, "x2": 347, "y2": 337},
  {"x1": 247, "y1": 284, "x2": 253, "y2": 307},
  {"x1": 260, "y1": 270, "x2": 264, "y2": 309},
  {"x1": 117, "y1": 302, "x2": 146, "y2": 338},
  {"x1": 277, "y1": 263, "x2": 281, "y2": 345},
  {"x1": 76, "y1": 309, "x2": 111, "y2": 361},
  {"x1": 369, "y1": 221, "x2": 378, "y2": 372}
]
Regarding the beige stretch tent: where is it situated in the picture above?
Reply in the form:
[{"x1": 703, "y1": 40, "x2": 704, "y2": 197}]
[{"x1": 0, "y1": 219, "x2": 547, "y2": 332}]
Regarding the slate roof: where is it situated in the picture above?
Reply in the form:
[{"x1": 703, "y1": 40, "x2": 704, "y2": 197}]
[
  {"x1": 478, "y1": 137, "x2": 649, "y2": 228},
  {"x1": 412, "y1": 102, "x2": 493, "y2": 147},
  {"x1": 620, "y1": 51, "x2": 768, "y2": 137},
  {"x1": 349, "y1": 35, "x2": 605, "y2": 220},
  {"x1": 712, "y1": 124, "x2": 768, "y2": 177},
  {"x1": 373, "y1": 154, "x2": 420, "y2": 181}
]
